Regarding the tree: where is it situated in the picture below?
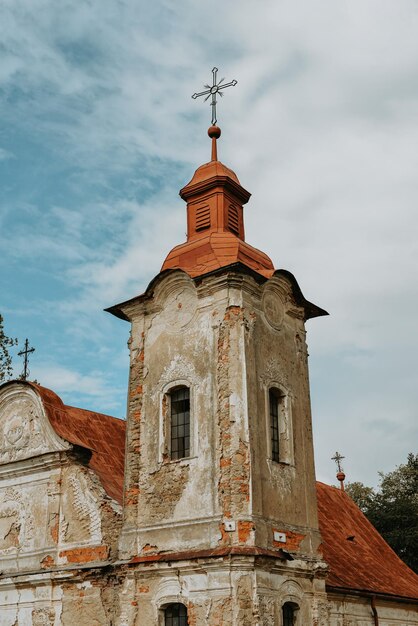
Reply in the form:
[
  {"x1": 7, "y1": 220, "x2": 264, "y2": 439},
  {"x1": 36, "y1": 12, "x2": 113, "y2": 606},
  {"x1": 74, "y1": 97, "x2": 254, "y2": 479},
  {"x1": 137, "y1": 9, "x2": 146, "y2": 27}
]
[
  {"x1": 346, "y1": 453, "x2": 418, "y2": 573},
  {"x1": 0, "y1": 313, "x2": 17, "y2": 383},
  {"x1": 345, "y1": 481, "x2": 375, "y2": 513}
]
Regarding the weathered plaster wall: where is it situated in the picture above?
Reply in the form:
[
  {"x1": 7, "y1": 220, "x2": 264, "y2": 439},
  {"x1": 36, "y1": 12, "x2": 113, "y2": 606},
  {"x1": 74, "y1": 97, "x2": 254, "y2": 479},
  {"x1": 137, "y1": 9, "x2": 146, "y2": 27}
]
[
  {"x1": 0, "y1": 384, "x2": 122, "y2": 624},
  {"x1": 0, "y1": 385, "x2": 121, "y2": 572},
  {"x1": 248, "y1": 273, "x2": 321, "y2": 555},
  {"x1": 328, "y1": 593, "x2": 418, "y2": 625},
  {"x1": 119, "y1": 268, "x2": 322, "y2": 565},
  {"x1": 120, "y1": 271, "x2": 246, "y2": 559},
  {"x1": 116, "y1": 557, "x2": 328, "y2": 626},
  {"x1": 0, "y1": 569, "x2": 122, "y2": 626}
]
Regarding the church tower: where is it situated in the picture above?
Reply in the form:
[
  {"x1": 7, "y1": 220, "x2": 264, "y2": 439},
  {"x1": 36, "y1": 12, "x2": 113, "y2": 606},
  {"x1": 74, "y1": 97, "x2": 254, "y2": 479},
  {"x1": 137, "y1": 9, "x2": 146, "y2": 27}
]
[{"x1": 108, "y1": 123, "x2": 329, "y2": 625}]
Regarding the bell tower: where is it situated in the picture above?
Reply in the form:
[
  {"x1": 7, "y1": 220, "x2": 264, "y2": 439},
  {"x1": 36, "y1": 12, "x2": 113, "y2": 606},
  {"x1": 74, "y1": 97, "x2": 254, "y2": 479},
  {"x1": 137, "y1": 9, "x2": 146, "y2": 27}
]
[{"x1": 108, "y1": 124, "x2": 329, "y2": 625}]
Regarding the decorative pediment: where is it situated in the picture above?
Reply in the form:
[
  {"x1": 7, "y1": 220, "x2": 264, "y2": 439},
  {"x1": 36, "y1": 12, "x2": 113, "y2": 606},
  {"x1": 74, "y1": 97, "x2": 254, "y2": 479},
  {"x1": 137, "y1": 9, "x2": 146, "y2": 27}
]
[{"x1": 0, "y1": 383, "x2": 70, "y2": 465}]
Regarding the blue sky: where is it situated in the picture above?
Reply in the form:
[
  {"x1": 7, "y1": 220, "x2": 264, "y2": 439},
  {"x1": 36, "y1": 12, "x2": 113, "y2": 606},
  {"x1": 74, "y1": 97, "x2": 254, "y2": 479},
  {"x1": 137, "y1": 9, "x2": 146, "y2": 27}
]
[{"x1": 1, "y1": 0, "x2": 418, "y2": 487}]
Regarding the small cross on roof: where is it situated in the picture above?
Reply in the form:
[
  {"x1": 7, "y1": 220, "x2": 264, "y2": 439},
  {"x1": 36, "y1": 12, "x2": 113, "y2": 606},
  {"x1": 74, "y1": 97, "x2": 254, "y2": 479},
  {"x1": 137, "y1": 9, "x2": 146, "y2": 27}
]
[
  {"x1": 331, "y1": 451, "x2": 345, "y2": 473},
  {"x1": 17, "y1": 338, "x2": 35, "y2": 381}
]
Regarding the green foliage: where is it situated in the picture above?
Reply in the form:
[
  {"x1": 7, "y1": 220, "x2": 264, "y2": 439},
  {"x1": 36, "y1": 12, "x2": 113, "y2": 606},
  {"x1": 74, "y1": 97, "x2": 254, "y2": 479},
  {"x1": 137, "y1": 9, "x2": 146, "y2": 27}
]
[
  {"x1": 345, "y1": 481, "x2": 375, "y2": 513},
  {"x1": 0, "y1": 314, "x2": 17, "y2": 383},
  {"x1": 346, "y1": 453, "x2": 418, "y2": 573}
]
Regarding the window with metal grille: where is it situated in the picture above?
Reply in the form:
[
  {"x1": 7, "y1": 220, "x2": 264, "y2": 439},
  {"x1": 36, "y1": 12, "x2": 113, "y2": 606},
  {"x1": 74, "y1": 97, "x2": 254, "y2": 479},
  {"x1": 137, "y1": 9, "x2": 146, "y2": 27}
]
[
  {"x1": 228, "y1": 203, "x2": 239, "y2": 235},
  {"x1": 282, "y1": 602, "x2": 297, "y2": 626},
  {"x1": 164, "y1": 603, "x2": 188, "y2": 626},
  {"x1": 195, "y1": 204, "x2": 210, "y2": 231},
  {"x1": 170, "y1": 387, "x2": 190, "y2": 460},
  {"x1": 269, "y1": 388, "x2": 282, "y2": 463}
]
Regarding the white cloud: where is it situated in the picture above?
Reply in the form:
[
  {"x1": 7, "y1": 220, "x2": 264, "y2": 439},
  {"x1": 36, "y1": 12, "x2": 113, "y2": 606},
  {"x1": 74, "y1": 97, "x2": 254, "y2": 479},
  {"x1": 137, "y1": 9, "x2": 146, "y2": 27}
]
[
  {"x1": 30, "y1": 362, "x2": 125, "y2": 414},
  {"x1": 0, "y1": 148, "x2": 14, "y2": 161},
  {"x1": 2, "y1": 0, "x2": 418, "y2": 486}
]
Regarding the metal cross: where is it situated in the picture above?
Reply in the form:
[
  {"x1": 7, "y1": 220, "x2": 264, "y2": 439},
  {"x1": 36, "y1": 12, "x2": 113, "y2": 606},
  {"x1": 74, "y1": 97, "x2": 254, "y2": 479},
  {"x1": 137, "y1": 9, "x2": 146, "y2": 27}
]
[
  {"x1": 331, "y1": 451, "x2": 345, "y2": 473},
  {"x1": 18, "y1": 338, "x2": 35, "y2": 381},
  {"x1": 192, "y1": 67, "x2": 237, "y2": 125}
]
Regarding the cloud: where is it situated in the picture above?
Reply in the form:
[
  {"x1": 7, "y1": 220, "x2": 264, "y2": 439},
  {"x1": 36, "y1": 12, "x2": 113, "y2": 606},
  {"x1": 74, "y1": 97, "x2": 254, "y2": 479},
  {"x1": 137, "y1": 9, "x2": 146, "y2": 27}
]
[
  {"x1": 0, "y1": 148, "x2": 14, "y2": 161},
  {"x1": 30, "y1": 362, "x2": 125, "y2": 414},
  {"x1": 2, "y1": 0, "x2": 418, "y2": 486}
]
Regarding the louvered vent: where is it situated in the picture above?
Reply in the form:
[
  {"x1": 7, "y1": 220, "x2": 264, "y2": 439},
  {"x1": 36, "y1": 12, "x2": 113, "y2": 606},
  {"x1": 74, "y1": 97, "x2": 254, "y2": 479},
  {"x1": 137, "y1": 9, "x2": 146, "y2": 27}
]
[
  {"x1": 195, "y1": 204, "x2": 210, "y2": 231},
  {"x1": 228, "y1": 204, "x2": 240, "y2": 236}
]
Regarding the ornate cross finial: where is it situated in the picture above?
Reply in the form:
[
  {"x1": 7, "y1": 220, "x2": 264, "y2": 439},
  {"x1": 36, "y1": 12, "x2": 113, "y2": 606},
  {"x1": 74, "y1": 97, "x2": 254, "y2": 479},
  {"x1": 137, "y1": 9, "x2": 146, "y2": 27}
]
[
  {"x1": 332, "y1": 451, "x2": 346, "y2": 491},
  {"x1": 18, "y1": 338, "x2": 35, "y2": 381},
  {"x1": 331, "y1": 451, "x2": 345, "y2": 473},
  {"x1": 192, "y1": 67, "x2": 237, "y2": 125}
]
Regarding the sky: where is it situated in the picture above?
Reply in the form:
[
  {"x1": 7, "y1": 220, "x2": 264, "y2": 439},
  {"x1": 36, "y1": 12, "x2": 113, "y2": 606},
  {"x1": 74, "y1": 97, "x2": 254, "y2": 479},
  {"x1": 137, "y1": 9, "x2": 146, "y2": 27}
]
[{"x1": 1, "y1": 0, "x2": 417, "y2": 488}]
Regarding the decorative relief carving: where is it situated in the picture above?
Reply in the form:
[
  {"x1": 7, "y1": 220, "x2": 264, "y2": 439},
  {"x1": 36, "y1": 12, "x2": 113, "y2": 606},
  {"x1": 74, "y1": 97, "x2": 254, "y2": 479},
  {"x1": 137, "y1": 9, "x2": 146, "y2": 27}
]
[
  {"x1": 258, "y1": 594, "x2": 275, "y2": 626},
  {"x1": 286, "y1": 304, "x2": 304, "y2": 320},
  {"x1": 0, "y1": 392, "x2": 68, "y2": 464},
  {"x1": 159, "y1": 287, "x2": 197, "y2": 331},
  {"x1": 0, "y1": 487, "x2": 34, "y2": 552},
  {"x1": 0, "y1": 398, "x2": 45, "y2": 463},
  {"x1": 259, "y1": 357, "x2": 289, "y2": 389},
  {"x1": 262, "y1": 286, "x2": 285, "y2": 331},
  {"x1": 62, "y1": 469, "x2": 102, "y2": 544},
  {"x1": 312, "y1": 597, "x2": 331, "y2": 626},
  {"x1": 263, "y1": 292, "x2": 283, "y2": 328},
  {"x1": 262, "y1": 276, "x2": 305, "y2": 327},
  {"x1": 32, "y1": 607, "x2": 55, "y2": 626},
  {"x1": 153, "y1": 274, "x2": 198, "y2": 334},
  {"x1": 279, "y1": 579, "x2": 303, "y2": 600},
  {"x1": 158, "y1": 355, "x2": 199, "y2": 389}
]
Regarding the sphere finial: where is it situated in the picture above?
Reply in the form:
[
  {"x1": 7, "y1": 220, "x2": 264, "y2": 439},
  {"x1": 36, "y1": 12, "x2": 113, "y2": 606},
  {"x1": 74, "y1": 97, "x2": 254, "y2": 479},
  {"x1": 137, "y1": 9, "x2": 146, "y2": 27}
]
[
  {"x1": 208, "y1": 125, "x2": 221, "y2": 161},
  {"x1": 208, "y1": 125, "x2": 221, "y2": 139},
  {"x1": 336, "y1": 471, "x2": 346, "y2": 491}
]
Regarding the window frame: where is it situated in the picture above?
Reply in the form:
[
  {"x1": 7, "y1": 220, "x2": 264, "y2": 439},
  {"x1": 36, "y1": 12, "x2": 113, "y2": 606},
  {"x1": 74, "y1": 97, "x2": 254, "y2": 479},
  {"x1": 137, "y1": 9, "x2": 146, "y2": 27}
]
[
  {"x1": 163, "y1": 602, "x2": 189, "y2": 626},
  {"x1": 265, "y1": 383, "x2": 294, "y2": 466},
  {"x1": 169, "y1": 386, "x2": 191, "y2": 461},
  {"x1": 160, "y1": 380, "x2": 196, "y2": 463},
  {"x1": 269, "y1": 387, "x2": 282, "y2": 463},
  {"x1": 282, "y1": 601, "x2": 299, "y2": 626}
]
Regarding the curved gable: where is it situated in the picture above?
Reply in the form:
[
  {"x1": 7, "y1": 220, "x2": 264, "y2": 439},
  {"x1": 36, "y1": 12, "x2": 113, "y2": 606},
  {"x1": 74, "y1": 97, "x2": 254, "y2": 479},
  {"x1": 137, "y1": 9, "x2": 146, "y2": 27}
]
[
  {"x1": 0, "y1": 382, "x2": 70, "y2": 464},
  {"x1": 0, "y1": 381, "x2": 126, "y2": 503}
]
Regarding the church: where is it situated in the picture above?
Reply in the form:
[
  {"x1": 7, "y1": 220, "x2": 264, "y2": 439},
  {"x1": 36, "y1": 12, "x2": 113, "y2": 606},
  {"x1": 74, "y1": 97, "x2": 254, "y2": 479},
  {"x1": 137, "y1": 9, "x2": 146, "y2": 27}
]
[{"x1": 0, "y1": 117, "x2": 417, "y2": 625}]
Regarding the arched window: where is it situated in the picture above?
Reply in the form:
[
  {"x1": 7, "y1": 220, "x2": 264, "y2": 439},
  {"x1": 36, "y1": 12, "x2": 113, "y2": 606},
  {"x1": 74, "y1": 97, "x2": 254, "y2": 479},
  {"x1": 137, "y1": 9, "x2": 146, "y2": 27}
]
[
  {"x1": 170, "y1": 386, "x2": 190, "y2": 460},
  {"x1": 269, "y1": 387, "x2": 284, "y2": 463},
  {"x1": 282, "y1": 601, "x2": 298, "y2": 626},
  {"x1": 164, "y1": 603, "x2": 188, "y2": 626},
  {"x1": 268, "y1": 386, "x2": 294, "y2": 465}
]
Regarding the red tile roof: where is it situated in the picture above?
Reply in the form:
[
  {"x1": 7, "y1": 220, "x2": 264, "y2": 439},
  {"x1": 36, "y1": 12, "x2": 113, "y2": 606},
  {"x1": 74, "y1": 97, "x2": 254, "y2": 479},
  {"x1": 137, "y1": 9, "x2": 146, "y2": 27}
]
[
  {"x1": 317, "y1": 481, "x2": 418, "y2": 600},
  {"x1": 162, "y1": 232, "x2": 275, "y2": 279},
  {"x1": 30, "y1": 383, "x2": 126, "y2": 504},
  {"x1": 160, "y1": 136, "x2": 276, "y2": 280}
]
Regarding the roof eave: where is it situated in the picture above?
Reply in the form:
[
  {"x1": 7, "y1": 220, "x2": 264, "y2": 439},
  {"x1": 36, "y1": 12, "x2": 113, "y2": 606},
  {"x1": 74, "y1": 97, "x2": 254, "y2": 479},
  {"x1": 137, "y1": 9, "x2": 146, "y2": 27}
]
[{"x1": 326, "y1": 584, "x2": 418, "y2": 605}]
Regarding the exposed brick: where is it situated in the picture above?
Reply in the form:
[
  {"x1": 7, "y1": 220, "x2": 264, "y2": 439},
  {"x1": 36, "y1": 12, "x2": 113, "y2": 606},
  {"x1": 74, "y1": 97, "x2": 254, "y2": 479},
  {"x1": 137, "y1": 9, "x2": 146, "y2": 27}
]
[
  {"x1": 272, "y1": 528, "x2": 305, "y2": 552},
  {"x1": 59, "y1": 545, "x2": 109, "y2": 564},
  {"x1": 40, "y1": 555, "x2": 55, "y2": 569}
]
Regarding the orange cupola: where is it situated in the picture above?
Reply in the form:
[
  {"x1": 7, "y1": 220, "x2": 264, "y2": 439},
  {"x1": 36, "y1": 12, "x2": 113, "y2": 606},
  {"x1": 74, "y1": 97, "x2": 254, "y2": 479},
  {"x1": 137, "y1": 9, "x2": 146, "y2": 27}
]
[{"x1": 161, "y1": 126, "x2": 275, "y2": 279}]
